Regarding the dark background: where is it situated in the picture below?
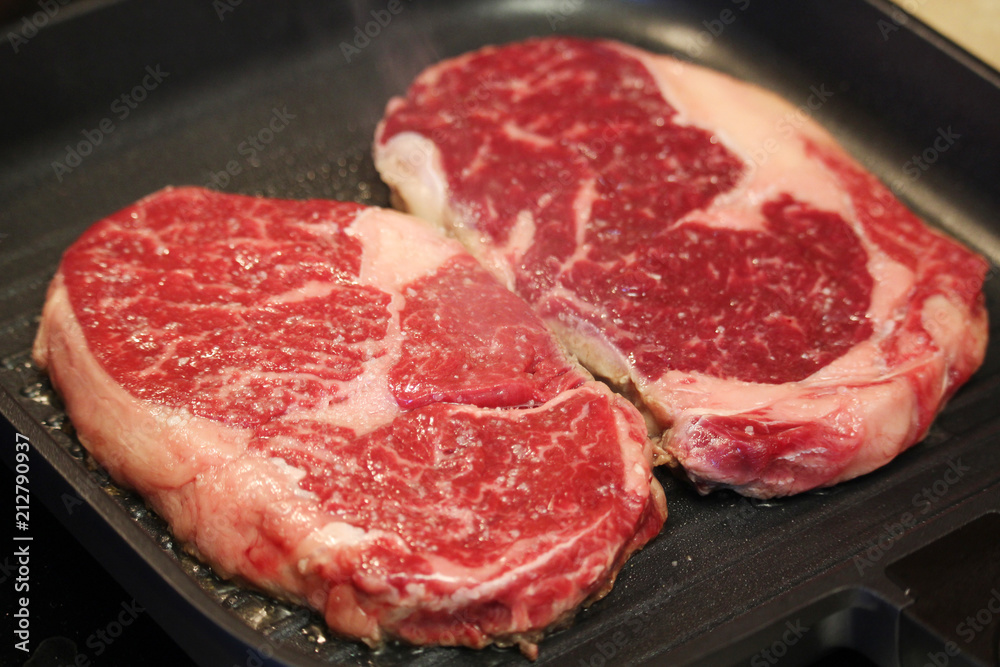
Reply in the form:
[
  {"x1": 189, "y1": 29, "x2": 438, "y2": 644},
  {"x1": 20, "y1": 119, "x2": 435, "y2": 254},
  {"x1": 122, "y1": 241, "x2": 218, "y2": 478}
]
[{"x1": 1, "y1": 416, "x2": 195, "y2": 667}]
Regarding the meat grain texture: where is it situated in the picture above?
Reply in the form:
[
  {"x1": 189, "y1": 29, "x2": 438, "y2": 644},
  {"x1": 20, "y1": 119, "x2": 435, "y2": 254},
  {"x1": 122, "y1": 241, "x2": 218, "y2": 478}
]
[
  {"x1": 375, "y1": 37, "x2": 989, "y2": 498},
  {"x1": 32, "y1": 187, "x2": 667, "y2": 656}
]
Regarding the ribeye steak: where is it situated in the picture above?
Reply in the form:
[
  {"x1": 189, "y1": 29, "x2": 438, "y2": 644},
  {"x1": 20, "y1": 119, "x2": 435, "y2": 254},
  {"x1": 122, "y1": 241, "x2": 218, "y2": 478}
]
[
  {"x1": 32, "y1": 187, "x2": 667, "y2": 655},
  {"x1": 374, "y1": 37, "x2": 989, "y2": 497}
]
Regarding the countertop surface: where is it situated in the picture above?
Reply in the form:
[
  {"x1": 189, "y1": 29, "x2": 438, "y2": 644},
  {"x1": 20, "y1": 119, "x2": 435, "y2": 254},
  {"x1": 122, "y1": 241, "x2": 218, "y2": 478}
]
[{"x1": 891, "y1": 0, "x2": 1000, "y2": 71}]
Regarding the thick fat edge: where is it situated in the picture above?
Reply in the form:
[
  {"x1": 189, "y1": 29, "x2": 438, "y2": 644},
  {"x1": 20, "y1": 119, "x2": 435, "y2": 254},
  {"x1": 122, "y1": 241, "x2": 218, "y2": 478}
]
[
  {"x1": 32, "y1": 196, "x2": 666, "y2": 655},
  {"x1": 373, "y1": 38, "x2": 990, "y2": 498}
]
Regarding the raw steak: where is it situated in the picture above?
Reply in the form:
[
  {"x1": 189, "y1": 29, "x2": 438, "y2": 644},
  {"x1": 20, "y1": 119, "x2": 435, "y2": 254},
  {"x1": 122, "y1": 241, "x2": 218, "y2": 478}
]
[
  {"x1": 32, "y1": 187, "x2": 666, "y2": 656},
  {"x1": 374, "y1": 37, "x2": 989, "y2": 498}
]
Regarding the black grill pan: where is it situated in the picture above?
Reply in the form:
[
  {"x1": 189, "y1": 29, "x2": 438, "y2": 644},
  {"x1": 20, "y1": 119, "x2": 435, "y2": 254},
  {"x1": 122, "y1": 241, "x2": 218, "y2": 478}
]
[{"x1": 1, "y1": 1, "x2": 999, "y2": 665}]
